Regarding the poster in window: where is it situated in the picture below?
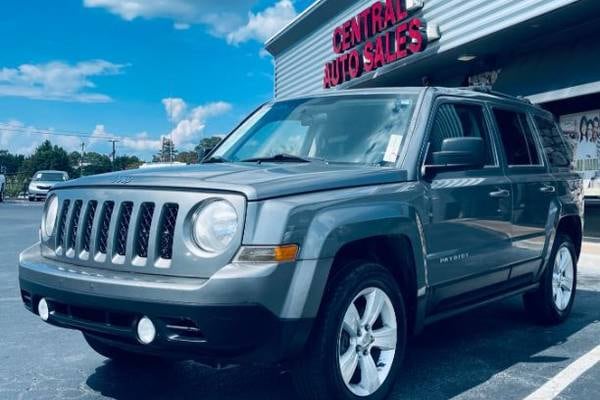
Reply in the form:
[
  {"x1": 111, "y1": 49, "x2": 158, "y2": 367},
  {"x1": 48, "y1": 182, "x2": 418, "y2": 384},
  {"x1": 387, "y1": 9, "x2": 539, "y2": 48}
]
[{"x1": 560, "y1": 110, "x2": 600, "y2": 197}]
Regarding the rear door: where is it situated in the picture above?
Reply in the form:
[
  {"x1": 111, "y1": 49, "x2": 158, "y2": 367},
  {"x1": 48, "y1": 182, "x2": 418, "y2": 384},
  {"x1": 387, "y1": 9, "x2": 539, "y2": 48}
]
[
  {"x1": 422, "y1": 99, "x2": 513, "y2": 304},
  {"x1": 490, "y1": 107, "x2": 556, "y2": 279}
]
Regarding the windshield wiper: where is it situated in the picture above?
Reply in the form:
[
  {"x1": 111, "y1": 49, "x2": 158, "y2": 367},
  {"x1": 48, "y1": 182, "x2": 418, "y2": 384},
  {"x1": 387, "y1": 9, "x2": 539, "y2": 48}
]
[
  {"x1": 202, "y1": 155, "x2": 229, "y2": 164},
  {"x1": 241, "y1": 153, "x2": 315, "y2": 164}
]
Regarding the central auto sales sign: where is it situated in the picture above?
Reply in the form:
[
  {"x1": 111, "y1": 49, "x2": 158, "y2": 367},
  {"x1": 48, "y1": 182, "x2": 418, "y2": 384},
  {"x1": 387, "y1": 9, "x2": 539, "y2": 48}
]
[{"x1": 323, "y1": 0, "x2": 433, "y2": 89}]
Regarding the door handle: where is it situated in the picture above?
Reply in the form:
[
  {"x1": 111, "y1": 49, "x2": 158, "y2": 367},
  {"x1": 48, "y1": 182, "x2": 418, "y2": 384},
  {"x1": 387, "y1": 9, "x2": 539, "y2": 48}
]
[
  {"x1": 540, "y1": 185, "x2": 556, "y2": 193},
  {"x1": 489, "y1": 189, "x2": 510, "y2": 198}
]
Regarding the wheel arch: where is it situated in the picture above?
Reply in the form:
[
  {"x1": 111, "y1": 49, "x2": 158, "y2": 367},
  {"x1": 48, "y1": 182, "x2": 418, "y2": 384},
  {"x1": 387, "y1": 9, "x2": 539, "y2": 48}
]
[{"x1": 556, "y1": 214, "x2": 583, "y2": 259}]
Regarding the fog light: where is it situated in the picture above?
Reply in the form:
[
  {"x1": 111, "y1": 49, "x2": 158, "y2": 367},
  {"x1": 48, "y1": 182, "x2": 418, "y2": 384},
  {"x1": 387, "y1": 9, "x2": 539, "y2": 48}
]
[
  {"x1": 38, "y1": 298, "x2": 49, "y2": 321},
  {"x1": 137, "y1": 316, "x2": 156, "y2": 345}
]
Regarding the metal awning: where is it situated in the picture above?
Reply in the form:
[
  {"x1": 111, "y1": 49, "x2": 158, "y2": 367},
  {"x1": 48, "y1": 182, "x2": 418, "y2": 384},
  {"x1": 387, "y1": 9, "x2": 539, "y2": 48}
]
[{"x1": 494, "y1": 36, "x2": 600, "y2": 104}]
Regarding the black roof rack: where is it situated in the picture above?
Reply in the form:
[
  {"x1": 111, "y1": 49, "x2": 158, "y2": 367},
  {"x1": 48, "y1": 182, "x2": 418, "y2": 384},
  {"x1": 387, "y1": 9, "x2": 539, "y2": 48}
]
[{"x1": 459, "y1": 85, "x2": 533, "y2": 104}]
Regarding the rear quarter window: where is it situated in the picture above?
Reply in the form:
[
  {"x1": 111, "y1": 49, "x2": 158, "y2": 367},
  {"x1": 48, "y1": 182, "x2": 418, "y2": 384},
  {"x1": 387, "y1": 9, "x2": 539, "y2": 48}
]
[{"x1": 533, "y1": 115, "x2": 574, "y2": 171}]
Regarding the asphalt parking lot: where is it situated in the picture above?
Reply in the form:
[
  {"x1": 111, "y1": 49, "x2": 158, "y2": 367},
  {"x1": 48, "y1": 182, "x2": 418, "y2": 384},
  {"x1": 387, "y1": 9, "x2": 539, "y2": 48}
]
[{"x1": 1, "y1": 201, "x2": 599, "y2": 400}]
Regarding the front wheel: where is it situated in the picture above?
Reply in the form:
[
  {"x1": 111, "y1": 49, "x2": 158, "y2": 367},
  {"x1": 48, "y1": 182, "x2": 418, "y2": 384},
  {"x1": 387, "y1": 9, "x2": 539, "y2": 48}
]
[
  {"x1": 291, "y1": 261, "x2": 406, "y2": 400},
  {"x1": 523, "y1": 234, "x2": 577, "y2": 324}
]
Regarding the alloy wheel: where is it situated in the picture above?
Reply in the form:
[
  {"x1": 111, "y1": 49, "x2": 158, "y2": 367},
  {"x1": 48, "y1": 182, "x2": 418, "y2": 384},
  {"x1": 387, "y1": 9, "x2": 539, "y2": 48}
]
[
  {"x1": 337, "y1": 287, "x2": 397, "y2": 397},
  {"x1": 552, "y1": 246, "x2": 574, "y2": 311}
]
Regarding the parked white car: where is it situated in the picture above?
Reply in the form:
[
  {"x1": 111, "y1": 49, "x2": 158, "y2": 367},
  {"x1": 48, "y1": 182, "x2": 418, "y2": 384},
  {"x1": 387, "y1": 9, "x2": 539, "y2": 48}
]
[{"x1": 28, "y1": 170, "x2": 69, "y2": 201}]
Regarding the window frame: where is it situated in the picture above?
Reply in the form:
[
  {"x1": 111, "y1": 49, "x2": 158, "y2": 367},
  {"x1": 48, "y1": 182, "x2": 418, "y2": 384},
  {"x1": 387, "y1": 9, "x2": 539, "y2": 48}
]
[
  {"x1": 488, "y1": 104, "x2": 548, "y2": 171},
  {"x1": 531, "y1": 112, "x2": 574, "y2": 173},
  {"x1": 419, "y1": 97, "x2": 501, "y2": 178}
]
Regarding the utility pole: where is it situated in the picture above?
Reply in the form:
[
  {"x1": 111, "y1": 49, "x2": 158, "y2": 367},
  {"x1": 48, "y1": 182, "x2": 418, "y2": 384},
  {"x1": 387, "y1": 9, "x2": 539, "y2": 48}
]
[
  {"x1": 80, "y1": 142, "x2": 85, "y2": 177},
  {"x1": 108, "y1": 139, "x2": 119, "y2": 171}
]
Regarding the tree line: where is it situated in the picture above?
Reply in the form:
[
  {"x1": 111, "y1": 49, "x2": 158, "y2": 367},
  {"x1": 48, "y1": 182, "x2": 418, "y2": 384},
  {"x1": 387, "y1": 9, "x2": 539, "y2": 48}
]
[{"x1": 0, "y1": 136, "x2": 222, "y2": 196}]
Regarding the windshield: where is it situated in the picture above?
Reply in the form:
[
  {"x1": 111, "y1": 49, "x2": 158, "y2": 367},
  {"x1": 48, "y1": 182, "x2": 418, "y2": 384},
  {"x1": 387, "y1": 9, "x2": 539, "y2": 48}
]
[
  {"x1": 212, "y1": 94, "x2": 418, "y2": 166},
  {"x1": 33, "y1": 172, "x2": 67, "y2": 182}
]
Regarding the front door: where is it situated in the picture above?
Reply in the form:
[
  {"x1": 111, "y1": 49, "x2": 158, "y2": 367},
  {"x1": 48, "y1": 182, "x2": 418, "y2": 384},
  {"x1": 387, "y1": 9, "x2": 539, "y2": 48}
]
[{"x1": 423, "y1": 101, "x2": 513, "y2": 307}]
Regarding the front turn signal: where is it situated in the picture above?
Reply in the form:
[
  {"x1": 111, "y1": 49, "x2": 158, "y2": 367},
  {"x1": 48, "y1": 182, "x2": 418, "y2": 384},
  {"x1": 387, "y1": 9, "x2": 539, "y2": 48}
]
[{"x1": 235, "y1": 244, "x2": 299, "y2": 263}]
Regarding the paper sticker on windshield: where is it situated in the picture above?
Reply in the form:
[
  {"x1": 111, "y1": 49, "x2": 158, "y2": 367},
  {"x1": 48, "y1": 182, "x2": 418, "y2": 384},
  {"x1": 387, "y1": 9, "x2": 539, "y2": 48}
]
[{"x1": 383, "y1": 135, "x2": 402, "y2": 163}]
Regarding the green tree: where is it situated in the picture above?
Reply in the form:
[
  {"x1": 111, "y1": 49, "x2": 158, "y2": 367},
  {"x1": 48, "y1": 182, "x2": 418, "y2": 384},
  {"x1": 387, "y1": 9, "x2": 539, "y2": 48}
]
[
  {"x1": 194, "y1": 136, "x2": 222, "y2": 159},
  {"x1": 0, "y1": 150, "x2": 25, "y2": 174},
  {"x1": 82, "y1": 152, "x2": 112, "y2": 175},
  {"x1": 20, "y1": 140, "x2": 72, "y2": 177},
  {"x1": 113, "y1": 155, "x2": 142, "y2": 171},
  {"x1": 176, "y1": 151, "x2": 198, "y2": 164}
]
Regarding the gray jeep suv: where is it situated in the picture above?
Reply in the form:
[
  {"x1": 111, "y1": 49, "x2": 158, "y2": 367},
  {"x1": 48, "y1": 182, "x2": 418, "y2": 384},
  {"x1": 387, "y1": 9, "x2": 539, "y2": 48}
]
[{"x1": 19, "y1": 87, "x2": 582, "y2": 400}]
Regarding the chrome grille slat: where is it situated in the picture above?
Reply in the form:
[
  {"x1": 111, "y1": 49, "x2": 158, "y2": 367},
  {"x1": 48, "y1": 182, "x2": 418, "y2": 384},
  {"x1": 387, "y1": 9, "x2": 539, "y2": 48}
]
[{"x1": 124, "y1": 202, "x2": 141, "y2": 264}]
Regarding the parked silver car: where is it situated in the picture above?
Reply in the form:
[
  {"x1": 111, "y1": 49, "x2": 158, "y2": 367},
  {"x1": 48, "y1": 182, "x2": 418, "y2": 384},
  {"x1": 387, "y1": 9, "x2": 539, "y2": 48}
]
[{"x1": 28, "y1": 170, "x2": 69, "y2": 201}]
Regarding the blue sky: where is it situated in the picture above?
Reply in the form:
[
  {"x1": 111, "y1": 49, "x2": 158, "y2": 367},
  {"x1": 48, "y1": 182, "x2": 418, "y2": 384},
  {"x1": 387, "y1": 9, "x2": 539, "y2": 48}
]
[{"x1": 0, "y1": 0, "x2": 312, "y2": 160}]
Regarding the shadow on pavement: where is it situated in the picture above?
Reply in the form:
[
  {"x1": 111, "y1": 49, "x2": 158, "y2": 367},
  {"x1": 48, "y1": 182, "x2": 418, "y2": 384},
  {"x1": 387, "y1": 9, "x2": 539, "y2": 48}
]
[{"x1": 85, "y1": 290, "x2": 600, "y2": 400}]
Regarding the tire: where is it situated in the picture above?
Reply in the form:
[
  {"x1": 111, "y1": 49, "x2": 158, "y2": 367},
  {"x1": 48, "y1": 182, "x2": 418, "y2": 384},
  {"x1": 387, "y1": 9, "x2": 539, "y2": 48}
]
[
  {"x1": 523, "y1": 234, "x2": 577, "y2": 325},
  {"x1": 28, "y1": 196, "x2": 34, "y2": 202},
  {"x1": 0, "y1": 185, "x2": 4, "y2": 202},
  {"x1": 83, "y1": 333, "x2": 169, "y2": 364},
  {"x1": 291, "y1": 261, "x2": 406, "y2": 400}
]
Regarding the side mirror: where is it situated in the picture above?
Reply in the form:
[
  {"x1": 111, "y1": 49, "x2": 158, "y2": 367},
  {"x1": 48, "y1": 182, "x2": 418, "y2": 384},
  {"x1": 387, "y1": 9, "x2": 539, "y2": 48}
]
[{"x1": 423, "y1": 137, "x2": 485, "y2": 177}]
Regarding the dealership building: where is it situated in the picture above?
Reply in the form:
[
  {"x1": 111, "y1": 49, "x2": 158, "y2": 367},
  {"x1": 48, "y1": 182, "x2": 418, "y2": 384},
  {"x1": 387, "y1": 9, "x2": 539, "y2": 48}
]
[{"x1": 265, "y1": 0, "x2": 600, "y2": 234}]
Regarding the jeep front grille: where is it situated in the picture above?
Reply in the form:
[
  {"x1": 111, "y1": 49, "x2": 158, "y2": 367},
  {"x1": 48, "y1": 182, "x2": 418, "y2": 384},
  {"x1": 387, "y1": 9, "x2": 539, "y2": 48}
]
[
  {"x1": 52, "y1": 197, "x2": 179, "y2": 266},
  {"x1": 43, "y1": 188, "x2": 244, "y2": 277}
]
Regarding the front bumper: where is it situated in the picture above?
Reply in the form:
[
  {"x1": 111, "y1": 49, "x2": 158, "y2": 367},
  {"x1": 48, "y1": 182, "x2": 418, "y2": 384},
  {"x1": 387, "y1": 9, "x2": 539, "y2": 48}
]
[{"x1": 19, "y1": 245, "x2": 315, "y2": 365}]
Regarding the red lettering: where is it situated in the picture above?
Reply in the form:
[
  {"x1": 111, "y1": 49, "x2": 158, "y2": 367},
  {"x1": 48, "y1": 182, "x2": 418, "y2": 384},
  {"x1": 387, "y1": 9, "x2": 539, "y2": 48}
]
[
  {"x1": 359, "y1": 8, "x2": 372, "y2": 38},
  {"x1": 371, "y1": 2, "x2": 384, "y2": 35},
  {"x1": 350, "y1": 16, "x2": 362, "y2": 46},
  {"x1": 341, "y1": 21, "x2": 352, "y2": 51},
  {"x1": 338, "y1": 53, "x2": 349, "y2": 82},
  {"x1": 332, "y1": 27, "x2": 344, "y2": 53},
  {"x1": 363, "y1": 41, "x2": 375, "y2": 72},
  {"x1": 373, "y1": 36, "x2": 386, "y2": 68},
  {"x1": 395, "y1": 23, "x2": 408, "y2": 59},
  {"x1": 396, "y1": 0, "x2": 408, "y2": 21},
  {"x1": 348, "y1": 50, "x2": 362, "y2": 78},
  {"x1": 408, "y1": 18, "x2": 426, "y2": 53},
  {"x1": 384, "y1": 31, "x2": 396, "y2": 63},
  {"x1": 384, "y1": 0, "x2": 397, "y2": 28},
  {"x1": 330, "y1": 59, "x2": 341, "y2": 86}
]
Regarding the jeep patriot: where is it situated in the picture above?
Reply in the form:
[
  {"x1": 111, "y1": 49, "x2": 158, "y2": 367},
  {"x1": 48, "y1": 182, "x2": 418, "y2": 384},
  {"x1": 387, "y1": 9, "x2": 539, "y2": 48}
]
[{"x1": 19, "y1": 87, "x2": 583, "y2": 400}]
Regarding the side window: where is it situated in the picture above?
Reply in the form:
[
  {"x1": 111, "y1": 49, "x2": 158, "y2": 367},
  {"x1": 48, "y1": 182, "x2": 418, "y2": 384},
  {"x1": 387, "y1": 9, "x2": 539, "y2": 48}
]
[
  {"x1": 427, "y1": 103, "x2": 495, "y2": 166},
  {"x1": 493, "y1": 109, "x2": 541, "y2": 166},
  {"x1": 533, "y1": 115, "x2": 574, "y2": 170}
]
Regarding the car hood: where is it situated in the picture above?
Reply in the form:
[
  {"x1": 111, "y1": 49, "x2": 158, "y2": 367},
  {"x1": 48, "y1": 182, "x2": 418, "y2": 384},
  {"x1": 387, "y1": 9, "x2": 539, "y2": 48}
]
[
  {"x1": 54, "y1": 163, "x2": 408, "y2": 200},
  {"x1": 31, "y1": 180, "x2": 61, "y2": 188}
]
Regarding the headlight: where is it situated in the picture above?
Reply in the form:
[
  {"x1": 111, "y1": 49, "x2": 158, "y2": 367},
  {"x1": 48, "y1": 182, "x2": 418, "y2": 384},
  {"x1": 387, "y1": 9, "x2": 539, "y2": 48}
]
[
  {"x1": 192, "y1": 200, "x2": 239, "y2": 253},
  {"x1": 42, "y1": 195, "x2": 59, "y2": 240}
]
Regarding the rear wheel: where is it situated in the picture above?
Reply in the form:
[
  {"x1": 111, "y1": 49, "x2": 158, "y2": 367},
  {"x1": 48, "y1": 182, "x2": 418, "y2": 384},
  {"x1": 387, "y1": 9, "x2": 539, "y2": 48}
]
[
  {"x1": 83, "y1": 333, "x2": 170, "y2": 364},
  {"x1": 523, "y1": 234, "x2": 577, "y2": 324},
  {"x1": 291, "y1": 261, "x2": 406, "y2": 400}
]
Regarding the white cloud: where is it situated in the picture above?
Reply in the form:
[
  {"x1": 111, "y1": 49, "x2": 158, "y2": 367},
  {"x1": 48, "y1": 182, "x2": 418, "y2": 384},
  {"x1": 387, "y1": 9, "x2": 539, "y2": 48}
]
[
  {"x1": 83, "y1": 0, "x2": 297, "y2": 44},
  {"x1": 0, "y1": 60, "x2": 126, "y2": 103},
  {"x1": 162, "y1": 98, "x2": 188, "y2": 122},
  {"x1": 167, "y1": 101, "x2": 232, "y2": 146},
  {"x1": 227, "y1": 1, "x2": 297, "y2": 45},
  {"x1": 0, "y1": 120, "x2": 81, "y2": 155},
  {"x1": 121, "y1": 132, "x2": 162, "y2": 152}
]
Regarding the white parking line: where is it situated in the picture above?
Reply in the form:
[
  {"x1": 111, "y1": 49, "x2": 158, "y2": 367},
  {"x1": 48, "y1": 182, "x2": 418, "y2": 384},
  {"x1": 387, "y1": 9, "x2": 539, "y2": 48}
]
[{"x1": 523, "y1": 344, "x2": 600, "y2": 400}]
